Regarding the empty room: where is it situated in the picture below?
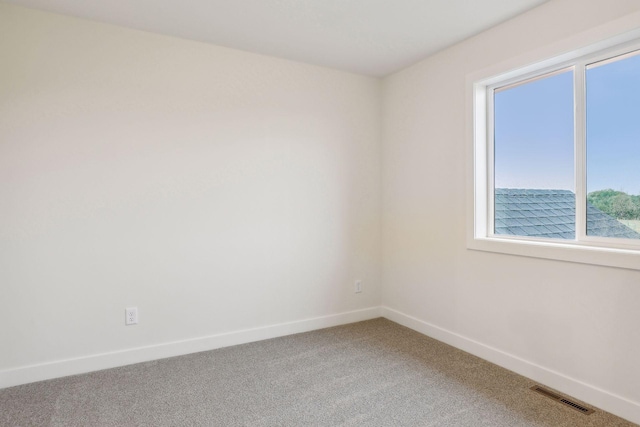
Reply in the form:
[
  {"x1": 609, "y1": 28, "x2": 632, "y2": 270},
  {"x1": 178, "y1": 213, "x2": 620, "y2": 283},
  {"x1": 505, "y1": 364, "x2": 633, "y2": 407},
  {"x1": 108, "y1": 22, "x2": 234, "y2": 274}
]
[{"x1": 1, "y1": 0, "x2": 640, "y2": 425}]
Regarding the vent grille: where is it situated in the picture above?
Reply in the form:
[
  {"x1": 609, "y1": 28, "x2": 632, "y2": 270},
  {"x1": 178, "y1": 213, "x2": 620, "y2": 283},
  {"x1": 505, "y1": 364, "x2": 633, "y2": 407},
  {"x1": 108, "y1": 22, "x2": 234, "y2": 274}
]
[{"x1": 530, "y1": 386, "x2": 594, "y2": 415}]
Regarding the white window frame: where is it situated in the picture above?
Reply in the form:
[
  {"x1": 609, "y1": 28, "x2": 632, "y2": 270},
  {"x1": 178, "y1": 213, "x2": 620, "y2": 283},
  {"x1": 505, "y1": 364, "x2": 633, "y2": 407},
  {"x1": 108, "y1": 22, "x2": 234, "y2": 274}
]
[{"x1": 468, "y1": 29, "x2": 640, "y2": 271}]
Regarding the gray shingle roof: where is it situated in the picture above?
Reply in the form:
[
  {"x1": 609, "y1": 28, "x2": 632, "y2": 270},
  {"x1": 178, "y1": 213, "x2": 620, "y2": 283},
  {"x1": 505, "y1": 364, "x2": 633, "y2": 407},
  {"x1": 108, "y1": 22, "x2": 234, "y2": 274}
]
[{"x1": 494, "y1": 189, "x2": 640, "y2": 240}]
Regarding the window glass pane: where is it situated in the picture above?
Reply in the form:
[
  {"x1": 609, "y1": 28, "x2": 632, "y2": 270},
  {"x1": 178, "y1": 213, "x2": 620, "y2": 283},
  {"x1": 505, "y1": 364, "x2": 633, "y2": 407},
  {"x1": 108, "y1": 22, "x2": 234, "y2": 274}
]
[
  {"x1": 493, "y1": 69, "x2": 575, "y2": 239},
  {"x1": 586, "y1": 51, "x2": 640, "y2": 240}
]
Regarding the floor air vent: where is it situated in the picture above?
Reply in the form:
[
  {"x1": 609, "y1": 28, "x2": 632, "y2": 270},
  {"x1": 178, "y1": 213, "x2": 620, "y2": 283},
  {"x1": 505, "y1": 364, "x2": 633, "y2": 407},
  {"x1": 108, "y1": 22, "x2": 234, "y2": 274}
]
[{"x1": 530, "y1": 386, "x2": 594, "y2": 415}]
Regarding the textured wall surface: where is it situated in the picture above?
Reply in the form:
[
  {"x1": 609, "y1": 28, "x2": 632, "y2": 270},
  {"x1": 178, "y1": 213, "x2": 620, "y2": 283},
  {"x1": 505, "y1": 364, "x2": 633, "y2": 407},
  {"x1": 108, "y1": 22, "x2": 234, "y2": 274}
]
[
  {"x1": 0, "y1": 4, "x2": 381, "y2": 371},
  {"x1": 381, "y1": 0, "x2": 640, "y2": 421}
]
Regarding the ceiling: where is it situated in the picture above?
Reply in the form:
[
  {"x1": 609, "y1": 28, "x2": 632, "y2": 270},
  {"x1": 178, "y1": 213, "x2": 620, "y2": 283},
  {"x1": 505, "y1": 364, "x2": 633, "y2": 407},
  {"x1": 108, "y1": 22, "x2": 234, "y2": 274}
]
[{"x1": 3, "y1": 0, "x2": 549, "y2": 76}]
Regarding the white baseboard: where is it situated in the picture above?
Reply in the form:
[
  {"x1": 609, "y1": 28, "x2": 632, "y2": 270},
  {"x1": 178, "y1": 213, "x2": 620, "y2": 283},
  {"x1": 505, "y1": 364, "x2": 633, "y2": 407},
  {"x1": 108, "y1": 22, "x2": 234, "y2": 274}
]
[
  {"x1": 0, "y1": 306, "x2": 381, "y2": 390},
  {"x1": 380, "y1": 306, "x2": 640, "y2": 426}
]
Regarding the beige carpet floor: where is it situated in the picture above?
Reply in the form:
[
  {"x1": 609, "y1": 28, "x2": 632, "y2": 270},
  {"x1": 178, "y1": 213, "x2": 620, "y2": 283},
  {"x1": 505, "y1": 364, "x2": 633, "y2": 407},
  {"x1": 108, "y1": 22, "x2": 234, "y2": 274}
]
[{"x1": 0, "y1": 318, "x2": 636, "y2": 426}]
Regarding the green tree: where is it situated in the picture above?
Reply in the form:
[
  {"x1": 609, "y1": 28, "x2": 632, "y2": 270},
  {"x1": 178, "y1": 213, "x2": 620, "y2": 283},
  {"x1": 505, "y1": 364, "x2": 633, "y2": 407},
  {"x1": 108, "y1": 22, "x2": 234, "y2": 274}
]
[{"x1": 588, "y1": 189, "x2": 640, "y2": 220}]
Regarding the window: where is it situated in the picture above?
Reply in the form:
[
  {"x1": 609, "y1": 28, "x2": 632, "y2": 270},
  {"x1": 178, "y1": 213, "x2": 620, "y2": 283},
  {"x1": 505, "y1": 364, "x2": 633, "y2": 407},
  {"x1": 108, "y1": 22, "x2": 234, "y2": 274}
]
[
  {"x1": 494, "y1": 69, "x2": 575, "y2": 240},
  {"x1": 470, "y1": 33, "x2": 640, "y2": 270}
]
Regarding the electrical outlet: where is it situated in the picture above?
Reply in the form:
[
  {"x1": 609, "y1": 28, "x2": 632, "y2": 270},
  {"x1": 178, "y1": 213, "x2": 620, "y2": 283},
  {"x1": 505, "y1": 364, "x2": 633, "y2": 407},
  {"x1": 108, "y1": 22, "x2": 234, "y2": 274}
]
[
  {"x1": 125, "y1": 307, "x2": 138, "y2": 325},
  {"x1": 355, "y1": 280, "x2": 362, "y2": 293}
]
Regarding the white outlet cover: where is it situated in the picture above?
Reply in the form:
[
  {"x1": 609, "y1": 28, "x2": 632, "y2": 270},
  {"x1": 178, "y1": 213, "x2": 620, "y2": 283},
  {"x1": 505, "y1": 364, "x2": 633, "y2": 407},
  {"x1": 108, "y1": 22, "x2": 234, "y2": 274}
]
[
  {"x1": 355, "y1": 280, "x2": 362, "y2": 293},
  {"x1": 125, "y1": 307, "x2": 138, "y2": 325}
]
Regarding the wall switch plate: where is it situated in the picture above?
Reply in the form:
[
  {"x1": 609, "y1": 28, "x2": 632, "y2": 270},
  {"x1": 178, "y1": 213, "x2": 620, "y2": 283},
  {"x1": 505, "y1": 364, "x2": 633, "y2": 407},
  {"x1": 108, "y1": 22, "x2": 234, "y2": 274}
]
[
  {"x1": 355, "y1": 280, "x2": 362, "y2": 293},
  {"x1": 125, "y1": 307, "x2": 138, "y2": 325}
]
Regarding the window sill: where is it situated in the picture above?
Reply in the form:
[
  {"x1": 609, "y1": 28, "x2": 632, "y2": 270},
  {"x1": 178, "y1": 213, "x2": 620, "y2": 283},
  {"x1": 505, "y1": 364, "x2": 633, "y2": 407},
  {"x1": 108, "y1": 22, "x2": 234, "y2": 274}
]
[{"x1": 467, "y1": 236, "x2": 640, "y2": 271}]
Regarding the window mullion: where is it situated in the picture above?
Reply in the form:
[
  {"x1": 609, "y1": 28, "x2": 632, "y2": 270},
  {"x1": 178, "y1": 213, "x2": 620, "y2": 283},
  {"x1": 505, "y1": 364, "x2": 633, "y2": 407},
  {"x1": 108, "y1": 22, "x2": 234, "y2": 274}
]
[{"x1": 574, "y1": 62, "x2": 587, "y2": 242}]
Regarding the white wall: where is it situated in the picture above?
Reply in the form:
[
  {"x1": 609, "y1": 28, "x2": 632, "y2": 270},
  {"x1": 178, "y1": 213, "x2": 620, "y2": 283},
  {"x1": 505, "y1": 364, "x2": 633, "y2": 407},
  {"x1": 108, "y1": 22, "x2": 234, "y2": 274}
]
[
  {"x1": 0, "y1": 4, "x2": 381, "y2": 382},
  {"x1": 381, "y1": 0, "x2": 640, "y2": 423}
]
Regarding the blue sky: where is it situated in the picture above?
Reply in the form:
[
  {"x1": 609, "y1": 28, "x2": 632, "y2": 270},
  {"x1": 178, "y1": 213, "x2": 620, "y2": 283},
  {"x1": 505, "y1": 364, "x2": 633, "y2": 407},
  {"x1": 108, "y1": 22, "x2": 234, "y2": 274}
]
[
  {"x1": 494, "y1": 52, "x2": 640, "y2": 196},
  {"x1": 586, "y1": 53, "x2": 640, "y2": 195}
]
